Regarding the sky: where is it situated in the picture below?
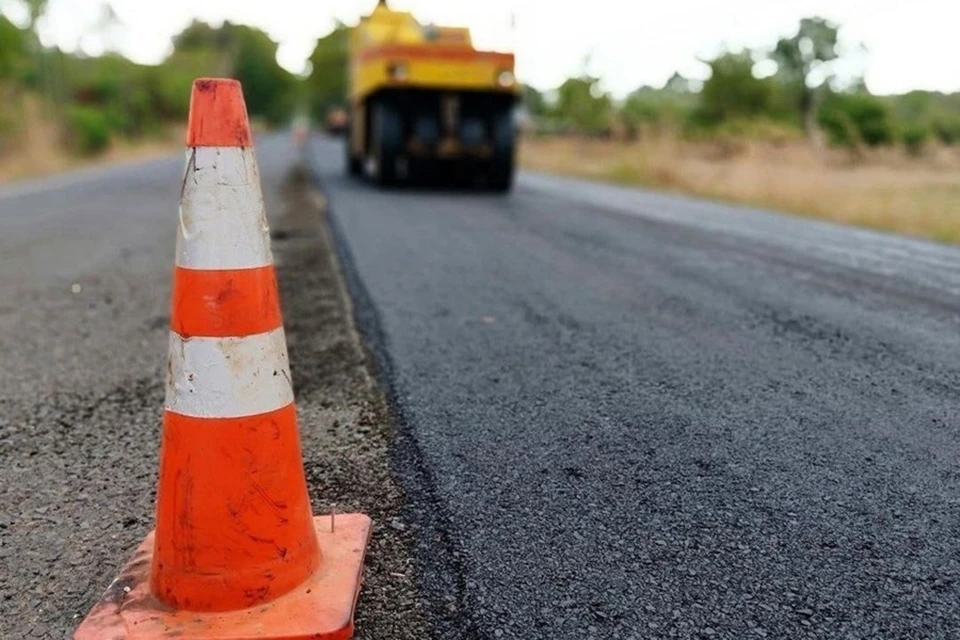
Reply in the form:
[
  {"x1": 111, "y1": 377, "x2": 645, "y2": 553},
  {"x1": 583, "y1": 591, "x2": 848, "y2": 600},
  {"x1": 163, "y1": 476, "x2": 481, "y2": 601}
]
[{"x1": 5, "y1": 0, "x2": 960, "y2": 98}]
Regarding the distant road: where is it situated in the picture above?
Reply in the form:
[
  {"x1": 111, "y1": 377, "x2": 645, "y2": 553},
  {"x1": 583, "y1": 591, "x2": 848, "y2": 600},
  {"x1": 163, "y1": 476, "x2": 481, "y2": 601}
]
[{"x1": 311, "y1": 134, "x2": 960, "y2": 639}]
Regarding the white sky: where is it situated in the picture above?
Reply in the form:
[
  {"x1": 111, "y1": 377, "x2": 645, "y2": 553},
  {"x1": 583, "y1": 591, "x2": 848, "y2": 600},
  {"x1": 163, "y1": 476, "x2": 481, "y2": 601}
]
[{"x1": 6, "y1": 0, "x2": 960, "y2": 97}]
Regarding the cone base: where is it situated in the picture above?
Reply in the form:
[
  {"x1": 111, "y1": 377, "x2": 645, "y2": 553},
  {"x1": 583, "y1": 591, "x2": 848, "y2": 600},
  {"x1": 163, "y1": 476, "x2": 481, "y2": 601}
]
[{"x1": 74, "y1": 514, "x2": 372, "y2": 640}]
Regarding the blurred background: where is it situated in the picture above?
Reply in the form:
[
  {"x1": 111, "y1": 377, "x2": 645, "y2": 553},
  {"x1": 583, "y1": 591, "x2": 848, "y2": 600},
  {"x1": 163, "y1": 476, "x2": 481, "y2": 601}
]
[{"x1": 1, "y1": 0, "x2": 958, "y2": 239}]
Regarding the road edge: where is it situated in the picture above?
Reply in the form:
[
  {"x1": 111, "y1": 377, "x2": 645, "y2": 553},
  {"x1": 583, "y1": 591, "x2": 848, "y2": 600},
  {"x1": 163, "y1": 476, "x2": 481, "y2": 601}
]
[{"x1": 301, "y1": 140, "x2": 486, "y2": 639}]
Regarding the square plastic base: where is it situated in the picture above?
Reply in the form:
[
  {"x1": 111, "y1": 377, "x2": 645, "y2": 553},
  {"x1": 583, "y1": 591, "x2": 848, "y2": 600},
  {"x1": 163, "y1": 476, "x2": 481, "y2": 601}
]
[{"x1": 74, "y1": 514, "x2": 372, "y2": 640}]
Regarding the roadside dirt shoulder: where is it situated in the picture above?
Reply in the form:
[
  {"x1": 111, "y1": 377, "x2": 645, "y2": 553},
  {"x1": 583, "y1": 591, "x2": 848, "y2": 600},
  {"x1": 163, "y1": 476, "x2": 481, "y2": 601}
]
[{"x1": 272, "y1": 164, "x2": 432, "y2": 639}]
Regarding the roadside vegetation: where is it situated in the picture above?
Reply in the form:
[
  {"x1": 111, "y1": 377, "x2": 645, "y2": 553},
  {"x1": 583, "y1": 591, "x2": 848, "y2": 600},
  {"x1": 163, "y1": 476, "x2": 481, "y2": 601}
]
[
  {"x1": 518, "y1": 17, "x2": 960, "y2": 243},
  {"x1": 0, "y1": 4, "x2": 305, "y2": 179},
  {"x1": 2, "y1": 5, "x2": 960, "y2": 244}
]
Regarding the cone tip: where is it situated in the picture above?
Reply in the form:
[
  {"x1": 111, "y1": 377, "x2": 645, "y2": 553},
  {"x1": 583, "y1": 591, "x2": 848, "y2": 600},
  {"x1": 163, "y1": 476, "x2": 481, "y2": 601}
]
[{"x1": 187, "y1": 78, "x2": 252, "y2": 148}]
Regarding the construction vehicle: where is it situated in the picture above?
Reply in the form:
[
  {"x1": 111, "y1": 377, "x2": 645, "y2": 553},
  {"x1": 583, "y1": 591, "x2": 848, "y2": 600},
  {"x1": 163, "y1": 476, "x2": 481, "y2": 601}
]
[{"x1": 345, "y1": 0, "x2": 520, "y2": 190}]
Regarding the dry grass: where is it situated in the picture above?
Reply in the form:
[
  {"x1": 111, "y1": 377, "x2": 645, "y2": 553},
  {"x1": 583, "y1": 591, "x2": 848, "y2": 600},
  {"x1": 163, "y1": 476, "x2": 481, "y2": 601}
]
[
  {"x1": 0, "y1": 96, "x2": 184, "y2": 184},
  {"x1": 520, "y1": 135, "x2": 960, "y2": 244}
]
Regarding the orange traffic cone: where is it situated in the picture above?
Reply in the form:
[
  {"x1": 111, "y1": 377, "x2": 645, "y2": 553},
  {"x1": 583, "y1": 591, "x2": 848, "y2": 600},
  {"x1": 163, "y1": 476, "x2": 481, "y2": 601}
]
[{"x1": 74, "y1": 78, "x2": 372, "y2": 640}]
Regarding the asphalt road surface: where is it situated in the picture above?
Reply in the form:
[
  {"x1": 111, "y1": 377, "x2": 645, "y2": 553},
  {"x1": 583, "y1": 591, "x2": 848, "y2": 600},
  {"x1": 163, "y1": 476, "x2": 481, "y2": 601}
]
[
  {"x1": 0, "y1": 137, "x2": 429, "y2": 639},
  {"x1": 310, "y1": 135, "x2": 960, "y2": 639},
  {"x1": 3, "y1": 133, "x2": 960, "y2": 640}
]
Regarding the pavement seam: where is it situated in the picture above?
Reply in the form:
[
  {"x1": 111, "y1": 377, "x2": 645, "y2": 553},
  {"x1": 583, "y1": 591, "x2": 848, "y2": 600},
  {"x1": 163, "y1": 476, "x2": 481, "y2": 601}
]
[{"x1": 303, "y1": 143, "x2": 486, "y2": 640}]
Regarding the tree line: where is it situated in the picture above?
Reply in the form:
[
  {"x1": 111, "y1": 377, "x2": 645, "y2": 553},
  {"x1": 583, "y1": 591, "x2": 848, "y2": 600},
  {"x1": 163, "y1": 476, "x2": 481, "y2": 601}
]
[
  {"x1": 523, "y1": 18, "x2": 960, "y2": 156},
  {"x1": 1, "y1": 8, "x2": 958, "y2": 160},
  {"x1": 0, "y1": 11, "x2": 302, "y2": 155}
]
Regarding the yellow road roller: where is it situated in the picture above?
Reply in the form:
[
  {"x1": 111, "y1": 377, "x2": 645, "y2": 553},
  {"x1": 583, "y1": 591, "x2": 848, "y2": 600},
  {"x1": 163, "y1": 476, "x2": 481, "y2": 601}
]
[{"x1": 345, "y1": 1, "x2": 520, "y2": 190}]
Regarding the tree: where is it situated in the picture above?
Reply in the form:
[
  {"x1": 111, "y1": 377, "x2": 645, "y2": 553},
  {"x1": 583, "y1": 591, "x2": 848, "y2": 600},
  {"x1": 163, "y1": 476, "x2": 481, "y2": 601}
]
[
  {"x1": 619, "y1": 74, "x2": 699, "y2": 137},
  {"x1": 172, "y1": 20, "x2": 240, "y2": 77},
  {"x1": 305, "y1": 22, "x2": 349, "y2": 123},
  {"x1": 170, "y1": 20, "x2": 296, "y2": 125},
  {"x1": 890, "y1": 90, "x2": 960, "y2": 145},
  {"x1": 694, "y1": 49, "x2": 773, "y2": 126},
  {"x1": 663, "y1": 72, "x2": 694, "y2": 95},
  {"x1": 0, "y1": 16, "x2": 26, "y2": 81},
  {"x1": 554, "y1": 74, "x2": 613, "y2": 135},
  {"x1": 229, "y1": 24, "x2": 296, "y2": 125},
  {"x1": 770, "y1": 17, "x2": 839, "y2": 138},
  {"x1": 818, "y1": 89, "x2": 895, "y2": 150},
  {"x1": 621, "y1": 85, "x2": 671, "y2": 139},
  {"x1": 7, "y1": 0, "x2": 56, "y2": 103},
  {"x1": 620, "y1": 94, "x2": 657, "y2": 140},
  {"x1": 521, "y1": 83, "x2": 546, "y2": 117}
]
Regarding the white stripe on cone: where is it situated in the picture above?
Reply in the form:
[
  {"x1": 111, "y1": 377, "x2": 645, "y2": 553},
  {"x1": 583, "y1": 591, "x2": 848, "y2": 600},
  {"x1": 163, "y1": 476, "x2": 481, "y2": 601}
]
[
  {"x1": 165, "y1": 328, "x2": 294, "y2": 418},
  {"x1": 176, "y1": 147, "x2": 273, "y2": 270}
]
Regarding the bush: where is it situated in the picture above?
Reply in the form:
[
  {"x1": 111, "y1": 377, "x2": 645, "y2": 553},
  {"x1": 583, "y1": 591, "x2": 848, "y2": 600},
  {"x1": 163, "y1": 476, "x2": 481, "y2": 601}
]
[
  {"x1": 621, "y1": 95, "x2": 662, "y2": 139},
  {"x1": 694, "y1": 50, "x2": 775, "y2": 127},
  {"x1": 932, "y1": 118, "x2": 960, "y2": 145},
  {"x1": 900, "y1": 123, "x2": 930, "y2": 156},
  {"x1": 0, "y1": 17, "x2": 26, "y2": 81},
  {"x1": 818, "y1": 92, "x2": 895, "y2": 148},
  {"x1": 554, "y1": 75, "x2": 615, "y2": 136},
  {"x1": 0, "y1": 109, "x2": 16, "y2": 154},
  {"x1": 66, "y1": 106, "x2": 112, "y2": 156}
]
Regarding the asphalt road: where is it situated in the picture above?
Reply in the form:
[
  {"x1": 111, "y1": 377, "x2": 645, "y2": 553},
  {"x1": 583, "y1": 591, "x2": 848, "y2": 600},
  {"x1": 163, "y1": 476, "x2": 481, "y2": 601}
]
[
  {"x1": 3, "y1": 133, "x2": 960, "y2": 640},
  {"x1": 0, "y1": 136, "x2": 431, "y2": 639},
  {"x1": 310, "y1": 135, "x2": 960, "y2": 639},
  {"x1": 0, "y1": 140, "x2": 294, "y2": 638}
]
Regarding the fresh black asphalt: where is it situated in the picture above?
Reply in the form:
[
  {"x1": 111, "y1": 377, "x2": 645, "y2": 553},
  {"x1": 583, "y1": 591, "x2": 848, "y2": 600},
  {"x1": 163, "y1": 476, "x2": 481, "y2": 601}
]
[{"x1": 310, "y1": 135, "x2": 960, "y2": 639}]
